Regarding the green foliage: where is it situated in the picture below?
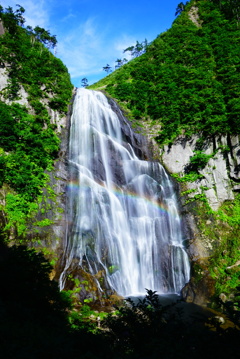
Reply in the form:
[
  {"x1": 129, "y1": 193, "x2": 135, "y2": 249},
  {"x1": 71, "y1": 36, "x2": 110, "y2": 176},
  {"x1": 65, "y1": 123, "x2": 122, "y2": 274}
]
[
  {"x1": 0, "y1": 5, "x2": 73, "y2": 107},
  {"x1": 172, "y1": 171, "x2": 204, "y2": 183},
  {"x1": 4, "y1": 193, "x2": 38, "y2": 236},
  {"x1": 68, "y1": 303, "x2": 108, "y2": 334},
  {"x1": 0, "y1": 5, "x2": 73, "y2": 238},
  {"x1": 188, "y1": 150, "x2": 214, "y2": 171},
  {"x1": 209, "y1": 0, "x2": 240, "y2": 24},
  {"x1": 0, "y1": 4, "x2": 25, "y2": 34},
  {"x1": 30, "y1": 25, "x2": 57, "y2": 49},
  {"x1": 211, "y1": 196, "x2": 240, "y2": 295},
  {"x1": 108, "y1": 264, "x2": 119, "y2": 274},
  {"x1": 220, "y1": 289, "x2": 240, "y2": 327},
  {"x1": 197, "y1": 194, "x2": 240, "y2": 297},
  {"x1": 217, "y1": 195, "x2": 240, "y2": 227},
  {"x1": 123, "y1": 39, "x2": 149, "y2": 58},
  {"x1": 175, "y1": 2, "x2": 188, "y2": 17},
  {"x1": 0, "y1": 100, "x2": 60, "y2": 235},
  {"x1": 185, "y1": 192, "x2": 209, "y2": 205}
]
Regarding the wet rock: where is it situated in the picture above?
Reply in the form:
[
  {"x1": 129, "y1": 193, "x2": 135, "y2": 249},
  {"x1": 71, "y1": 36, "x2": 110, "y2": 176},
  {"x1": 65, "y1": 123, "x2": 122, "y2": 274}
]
[{"x1": 182, "y1": 273, "x2": 216, "y2": 306}]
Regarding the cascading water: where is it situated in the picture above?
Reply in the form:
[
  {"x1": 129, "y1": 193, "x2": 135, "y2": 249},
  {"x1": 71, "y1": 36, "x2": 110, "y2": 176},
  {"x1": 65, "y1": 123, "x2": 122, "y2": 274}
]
[{"x1": 60, "y1": 88, "x2": 190, "y2": 297}]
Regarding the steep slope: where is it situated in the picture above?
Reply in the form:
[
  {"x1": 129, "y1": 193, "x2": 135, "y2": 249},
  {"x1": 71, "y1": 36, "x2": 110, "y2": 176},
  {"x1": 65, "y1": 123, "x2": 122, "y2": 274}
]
[
  {"x1": 90, "y1": 0, "x2": 240, "y2": 304},
  {"x1": 91, "y1": 0, "x2": 239, "y2": 143},
  {"x1": 0, "y1": 7, "x2": 73, "y2": 265}
]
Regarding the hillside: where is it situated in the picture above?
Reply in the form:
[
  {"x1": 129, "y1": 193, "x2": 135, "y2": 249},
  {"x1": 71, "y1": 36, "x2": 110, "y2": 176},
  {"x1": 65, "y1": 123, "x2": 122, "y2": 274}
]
[
  {"x1": 0, "y1": 5, "x2": 73, "y2": 245},
  {"x1": 90, "y1": 0, "x2": 239, "y2": 143}
]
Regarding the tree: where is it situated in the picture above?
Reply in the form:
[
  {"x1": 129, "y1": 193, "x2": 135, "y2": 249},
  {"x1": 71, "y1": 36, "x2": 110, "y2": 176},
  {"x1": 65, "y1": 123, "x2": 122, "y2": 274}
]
[
  {"x1": 103, "y1": 64, "x2": 112, "y2": 73},
  {"x1": 175, "y1": 2, "x2": 187, "y2": 16},
  {"x1": 210, "y1": 0, "x2": 240, "y2": 23},
  {"x1": 0, "y1": 4, "x2": 25, "y2": 34},
  {"x1": 81, "y1": 78, "x2": 89, "y2": 87},
  {"x1": 142, "y1": 38, "x2": 149, "y2": 51},
  {"x1": 33, "y1": 26, "x2": 57, "y2": 49},
  {"x1": 123, "y1": 45, "x2": 135, "y2": 57},
  {"x1": 115, "y1": 58, "x2": 123, "y2": 69},
  {"x1": 123, "y1": 40, "x2": 148, "y2": 59},
  {"x1": 132, "y1": 40, "x2": 144, "y2": 57}
]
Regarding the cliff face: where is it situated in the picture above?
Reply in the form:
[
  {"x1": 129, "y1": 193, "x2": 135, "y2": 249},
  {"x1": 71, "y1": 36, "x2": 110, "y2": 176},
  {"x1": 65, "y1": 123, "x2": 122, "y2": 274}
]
[
  {"x1": 32, "y1": 95, "x2": 72, "y2": 277},
  {"x1": 0, "y1": 20, "x2": 5, "y2": 35},
  {"x1": 157, "y1": 134, "x2": 240, "y2": 304},
  {"x1": 0, "y1": 55, "x2": 73, "y2": 273},
  {"x1": 162, "y1": 135, "x2": 240, "y2": 210}
]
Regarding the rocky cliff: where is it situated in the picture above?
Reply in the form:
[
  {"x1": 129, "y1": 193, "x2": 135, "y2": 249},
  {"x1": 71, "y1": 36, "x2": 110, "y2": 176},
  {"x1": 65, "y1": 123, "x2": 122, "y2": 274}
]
[
  {"x1": 0, "y1": 54, "x2": 73, "y2": 273},
  {"x1": 162, "y1": 135, "x2": 240, "y2": 210},
  {"x1": 159, "y1": 134, "x2": 240, "y2": 305}
]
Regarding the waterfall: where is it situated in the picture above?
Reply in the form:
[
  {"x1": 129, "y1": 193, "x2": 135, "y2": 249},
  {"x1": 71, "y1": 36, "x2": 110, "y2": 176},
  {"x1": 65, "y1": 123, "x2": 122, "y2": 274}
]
[{"x1": 60, "y1": 88, "x2": 190, "y2": 297}]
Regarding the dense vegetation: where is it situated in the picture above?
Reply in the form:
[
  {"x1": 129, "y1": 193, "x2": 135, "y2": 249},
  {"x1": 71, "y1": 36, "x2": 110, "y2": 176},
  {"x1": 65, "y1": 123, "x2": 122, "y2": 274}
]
[
  {"x1": 90, "y1": 0, "x2": 240, "y2": 145},
  {"x1": 195, "y1": 193, "x2": 240, "y2": 297},
  {"x1": 0, "y1": 5, "x2": 73, "y2": 236}
]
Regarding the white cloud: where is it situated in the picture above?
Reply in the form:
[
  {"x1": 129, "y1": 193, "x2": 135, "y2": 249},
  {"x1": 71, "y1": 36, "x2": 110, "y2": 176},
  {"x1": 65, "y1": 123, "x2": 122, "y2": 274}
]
[
  {"x1": 0, "y1": 0, "x2": 158, "y2": 86},
  {"x1": 1, "y1": 0, "x2": 50, "y2": 28},
  {"x1": 55, "y1": 17, "x2": 141, "y2": 85},
  {"x1": 56, "y1": 17, "x2": 105, "y2": 78},
  {"x1": 23, "y1": 0, "x2": 50, "y2": 28},
  {"x1": 61, "y1": 12, "x2": 76, "y2": 23},
  {"x1": 113, "y1": 34, "x2": 136, "y2": 61}
]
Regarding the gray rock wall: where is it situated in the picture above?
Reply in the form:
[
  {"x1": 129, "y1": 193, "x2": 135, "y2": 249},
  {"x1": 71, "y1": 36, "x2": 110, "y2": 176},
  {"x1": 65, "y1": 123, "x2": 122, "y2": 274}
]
[
  {"x1": 159, "y1": 134, "x2": 240, "y2": 305},
  {"x1": 161, "y1": 135, "x2": 239, "y2": 210},
  {"x1": 0, "y1": 21, "x2": 5, "y2": 36}
]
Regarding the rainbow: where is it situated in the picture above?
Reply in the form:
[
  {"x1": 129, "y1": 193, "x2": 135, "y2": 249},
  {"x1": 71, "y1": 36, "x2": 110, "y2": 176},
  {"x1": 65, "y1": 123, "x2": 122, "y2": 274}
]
[{"x1": 66, "y1": 179, "x2": 176, "y2": 218}]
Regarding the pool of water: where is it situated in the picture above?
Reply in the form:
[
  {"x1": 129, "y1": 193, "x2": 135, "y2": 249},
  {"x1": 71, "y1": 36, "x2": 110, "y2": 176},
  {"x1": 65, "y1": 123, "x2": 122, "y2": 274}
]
[
  {"x1": 126, "y1": 293, "x2": 181, "y2": 306},
  {"x1": 126, "y1": 293, "x2": 216, "y2": 323}
]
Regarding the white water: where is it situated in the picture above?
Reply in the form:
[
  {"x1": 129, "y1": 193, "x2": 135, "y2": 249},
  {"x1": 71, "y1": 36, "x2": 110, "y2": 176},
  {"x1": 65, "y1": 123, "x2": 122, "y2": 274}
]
[{"x1": 60, "y1": 88, "x2": 190, "y2": 296}]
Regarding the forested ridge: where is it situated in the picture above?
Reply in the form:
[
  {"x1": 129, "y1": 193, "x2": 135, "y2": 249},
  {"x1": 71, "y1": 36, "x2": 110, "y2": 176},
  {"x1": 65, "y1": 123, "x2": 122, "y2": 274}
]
[
  {"x1": 91, "y1": 0, "x2": 240, "y2": 144},
  {"x1": 0, "y1": 1, "x2": 240, "y2": 358}
]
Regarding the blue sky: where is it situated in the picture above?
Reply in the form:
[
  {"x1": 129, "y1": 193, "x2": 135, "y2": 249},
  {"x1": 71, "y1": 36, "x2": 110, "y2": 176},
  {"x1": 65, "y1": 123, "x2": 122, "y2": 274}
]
[{"x1": 1, "y1": 0, "x2": 181, "y2": 86}]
